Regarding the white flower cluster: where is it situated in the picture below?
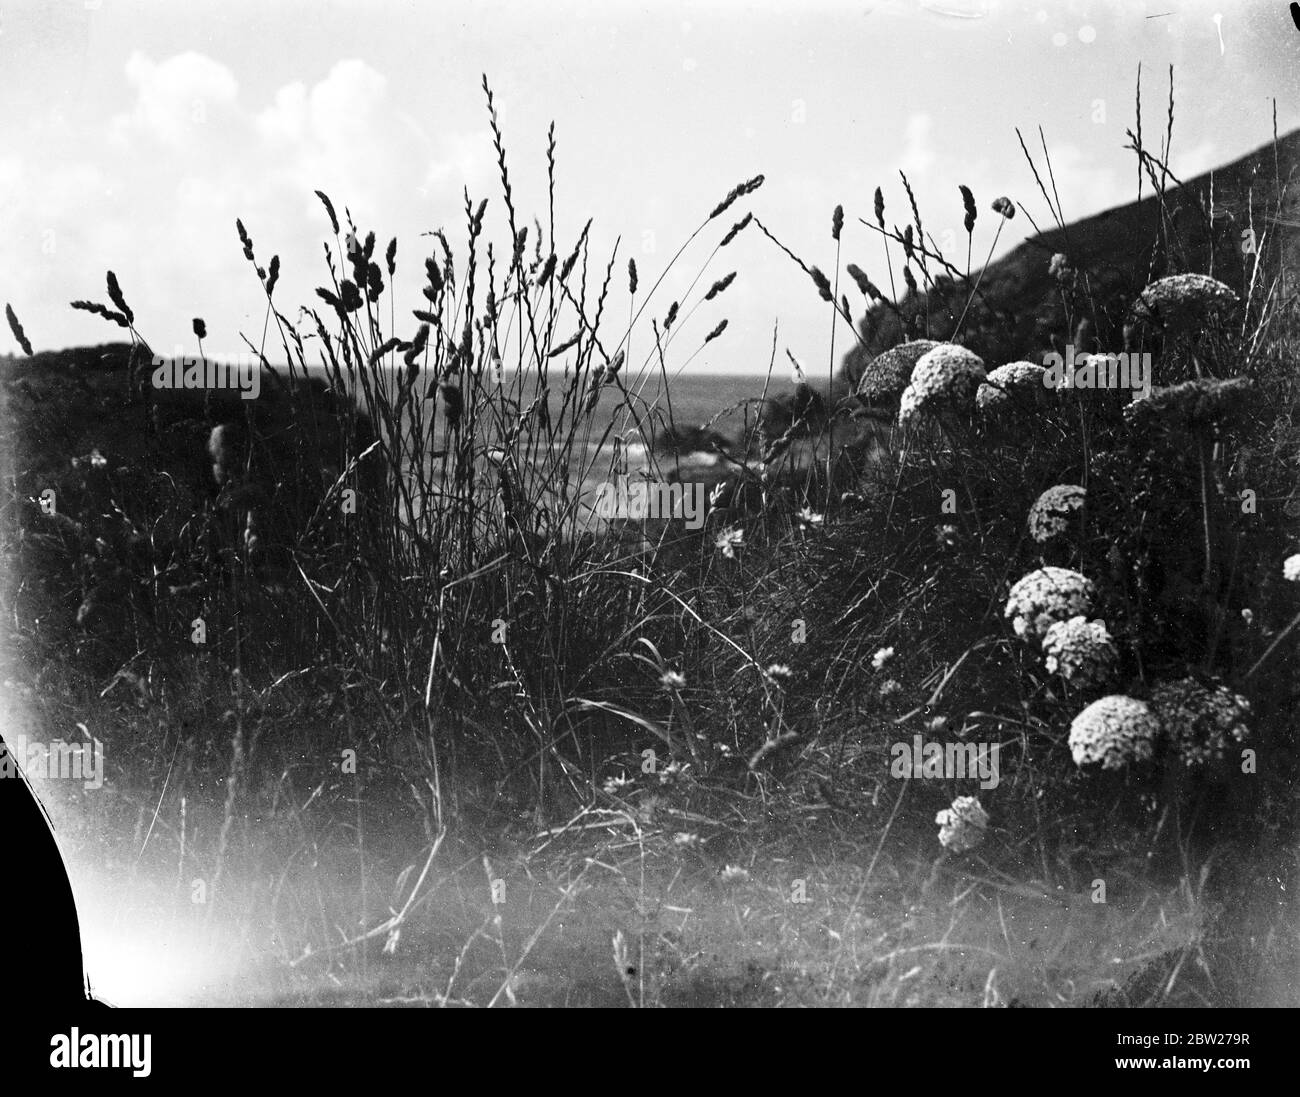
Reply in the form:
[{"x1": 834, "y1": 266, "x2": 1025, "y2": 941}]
[
  {"x1": 898, "y1": 344, "x2": 986, "y2": 426},
  {"x1": 1283, "y1": 554, "x2": 1300, "y2": 583},
  {"x1": 1005, "y1": 566, "x2": 1095, "y2": 641},
  {"x1": 856, "y1": 339, "x2": 939, "y2": 404},
  {"x1": 1149, "y1": 678, "x2": 1251, "y2": 768},
  {"x1": 1027, "y1": 484, "x2": 1086, "y2": 543},
  {"x1": 976, "y1": 361, "x2": 1048, "y2": 416},
  {"x1": 1123, "y1": 376, "x2": 1253, "y2": 432},
  {"x1": 935, "y1": 795, "x2": 989, "y2": 853},
  {"x1": 1132, "y1": 273, "x2": 1238, "y2": 332},
  {"x1": 1042, "y1": 616, "x2": 1117, "y2": 687},
  {"x1": 1067, "y1": 695, "x2": 1160, "y2": 769}
]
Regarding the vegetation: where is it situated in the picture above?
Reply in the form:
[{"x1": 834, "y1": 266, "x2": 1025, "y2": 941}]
[{"x1": 2, "y1": 71, "x2": 1297, "y2": 1007}]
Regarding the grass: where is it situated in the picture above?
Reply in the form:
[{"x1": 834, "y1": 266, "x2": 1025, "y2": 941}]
[{"x1": 2, "y1": 69, "x2": 1298, "y2": 1007}]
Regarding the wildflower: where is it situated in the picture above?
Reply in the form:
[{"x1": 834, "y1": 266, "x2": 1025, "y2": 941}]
[
  {"x1": 991, "y1": 196, "x2": 1015, "y2": 219},
  {"x1": 927, "y1": 715, "x2": 948, "y2": 734},
  {"x1": 879, "y1": 678, "x2": 902, "y2": 699},
  {"x1": 1132, "y1": 273, "x2": 1238, "y2": 333},
  {"x1": 673, "y1": 832, "x2": 700, "y2": 848},
  {"x1": 871, "y1": 646, "x2": 895, "y2": 671},
  {"x1": 89, "y1": 449, "x2": 107, "y2": 470},
  {"x1": 1027, "y1": 484, "x2": 1086, "y2": 544},
  {"x1": 935, "y1": 796, "x2": 989, "y2": 852},
  {"x1": 659, "y1": 670, "x2": 686, "y2": 691},
  {"x1": 1124, "y1": 377, "x2": 1254, "y2": 433},
  {"x1": 935, "y1": 523, "x2": 959, "y2": 548},
  {"x1": 898, "y1": 344, "x2": 986, "y2": 426},
  {"x1": 765, "y1": 663, "x2": 794, "y2": 683},
  {"x1": 1283, "y1": 554, "x2": 1300, "y2": 583},
  {"x1": 1048, "y1": 252, "x2": 1074, "y2": 283},
  {"x1": 854, "y1": 340, "x2": 939, "y2": 405},
  {"x1": 1042, "y1": 616, "x2": 1117, "y2": 687},
  {"x1": 1005, "y1": 566, "x2": 1095, "y2": 641},
  {"x1": 1068, "y1": 695, "x2": 1160, "y2": 769},
  {"x1": 659, "y1": 760, "x2": 689, "y2": 785},
  {"x1": 603, "y1": 774, "x2": 633, "y2": 795},
  {"x1": 1241, "y1": 607, "x2": 1254, "y2": 625},
  {"x1": 976, "y1": 361, "x2": 1049, "y2": 416},
  {"x1": 797, "y1": 507, "x2": 824, "y2": 527},
  {"x1": 720, "y1": 864, "x2": 750, "y2": 884},
  {"x1": 715, "y1": 526, "x2": 744, "y2": 559},
  {"x1": 1149, "y1": 678, "x2": 1251, "y2": 768}
]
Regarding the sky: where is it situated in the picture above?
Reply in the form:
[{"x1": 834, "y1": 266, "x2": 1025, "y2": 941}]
[{"x1": 1, "y1": 0, "x2": 1298, "y2": 377}]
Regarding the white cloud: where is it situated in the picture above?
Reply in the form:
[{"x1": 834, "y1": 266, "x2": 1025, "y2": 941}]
[{"x1": 111, "y1": 51, "x2": 241, "y2": 148}]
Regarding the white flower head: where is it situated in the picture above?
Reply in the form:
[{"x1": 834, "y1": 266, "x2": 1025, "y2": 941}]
[
  {"x1": 715, "y1": 526, "x2": 744, "y2": 559},
  {"x1": 1028, "y1": 484, "x2": 1086, "y2": 544},
  {"x1": 854, "y1": 339, "x2": 939, "y2": 404},
  {"x1": 765, "y1": 663, "x2": 794, "y2": 683},
  {"x1": 976, "y1": 361, "x2": 1049, "y2": 416},
  {"x1": 1132, "y1": 273, "x2": 1238, "y2": 333},
  {"x1": 871, "y1": 646, "x2": 895, "y2": 671},
  {"x1": 603, "y1": 773, "x2": 633, "y2": 795},
  {"x1": 898, "y1": 344, "x2": 986, "y2": 426},
  {"x1": 659, "y1": 669, "x2": 687, "y2": 691},
  {"x1": 797, "y1": 506, "x2": 824, "y2": 527},
  {"x1": 1042, "y1": 616, "x2": 1117, "y2": 687},
  {"x1": 1149, "y1": 678, "x2": 1251, "y2": 768},
  {"x1": 1283, "y1": 554, "x2": 1300, "y2": 583},
  {"x1": 1068, "y1": 695, "x2": 1160, "y2": 770},
  {"x1": 1005, "y1": 567, "x2": 1095, "y2": 641},
  {"x1": 935, "y1": 796, "x2": 989, "y2": 853}
]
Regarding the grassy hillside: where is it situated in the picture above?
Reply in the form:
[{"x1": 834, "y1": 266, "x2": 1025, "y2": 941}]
[{"x1": 3, "y1": 85, "x2": 1298, "y2": 1007}]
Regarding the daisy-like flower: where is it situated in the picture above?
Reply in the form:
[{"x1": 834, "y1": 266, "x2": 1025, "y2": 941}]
[
  {"x1": 673, "y1": 832, "x2": 700, "y2": 848},
  {"x1": 898, "y1": 344, "x2": 986, "y2": 426},
  {"x1": 602, "y1": 773, "x2": 633, "y2": 795},
  {"x1": 765, "y1": 663, "x2": 794, "y2": 683},
  {"x1": 659, "y1": 670, "x2": 687, "y2": 691},
  {"x1": 879, "y1": 678, "x2": 902, "y2": 699},
  {"x1": 1131, "y1": 273, "x2": 1238, "y2": 333},
  {"x1": 1048, "y1": 253, "x2": 1075, "y2": 283},
  {"x1": 1042, "y1": 616, "x2": 1117, "y2": 688},
  {"x1": 1283, "y1": 554, "x2": 1300, "y2": 583},
  {"x1": 1067, "y1": 695, "x2": 1160, "y2": 770},
  {"x1": 1241, "y1": 607, "x2": 1254, "y2": 625},
  {"x1": 935, "y1": 523, "x2": 959, "y2": 549},
  {"x1": 720, "y1": 864, "x2": 750, "y2": 885},
  {"x1": 1149, "y1": 678, "x2": 1251, "y2": 768},
  {"x1": 797, "y1": 507, "x2": 824, "y2": 528},
  {"x1": 1027, "y1": 484, "x2": 1086, "y2": 544},
  {"x1": 976, "y1": 361, "x2": 1049, "y2": 415},
  {"x1": 1005, "y1": 566, "x2": 1095, "y2": 641},
  {"x1": 715, "y1": 526, "x2": 744, "y2": 559},
  {"x1": 854, "y1": 339, "x2": 939, "y2": 405},
  {"x1": 871, "y1": 646, "x2": 895, "y2": 671},
  {"x1": 935, "y1": 796, "x2": 989, "y2": 853}
]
